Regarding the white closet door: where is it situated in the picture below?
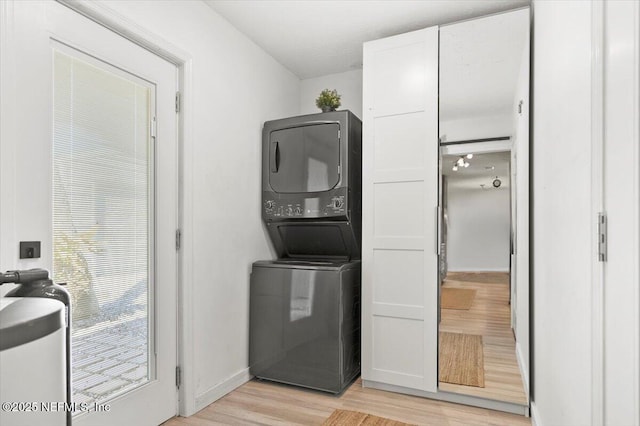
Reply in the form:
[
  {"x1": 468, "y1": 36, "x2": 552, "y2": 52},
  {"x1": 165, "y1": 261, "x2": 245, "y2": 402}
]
[{"x1": 362, "y1": 27, "x2": 439, "y2": 392}]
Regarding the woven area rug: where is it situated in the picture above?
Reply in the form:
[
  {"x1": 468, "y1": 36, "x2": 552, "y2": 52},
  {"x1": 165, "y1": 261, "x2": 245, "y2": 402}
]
[
  {"x1": 447, "y1": 271, "x2": 509, "y2": 284},
  {"x1": 441, "y1": 288, "x2": 476, "y2": 310},
  {"x1": 322, "y1": 410, "x2": 414, "y2": 426},
  {"x1": 439, "y1": 332, "x2": 485, "y2": 387}
]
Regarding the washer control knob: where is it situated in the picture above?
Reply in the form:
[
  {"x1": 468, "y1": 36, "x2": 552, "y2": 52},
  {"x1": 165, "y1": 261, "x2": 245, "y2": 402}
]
[
  {"x1": 294, "y1": 207, "x2": 303, "y2": 215},
  {"x1": 265, "y1": 200, "x2": 275, "y2": 209},
  {"x1": 333, "y1": 199, "x2": 344, "y2": 209},
  {"x1": 286, "y1": 207, "x2": 293, "y2": 216}
]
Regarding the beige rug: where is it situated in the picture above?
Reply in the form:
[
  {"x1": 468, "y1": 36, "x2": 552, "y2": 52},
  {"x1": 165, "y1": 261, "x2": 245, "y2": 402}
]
[
  {"x1": 439, "y1": 332, "x2": 485, "y2": 387},
  {"x1": 323, "y1": 410, "x2": 414, "y2": 426},
  {"x1": 441, "y1": 288, "x2": 476, "y2": 310},
  {"x1": 447, "y1": 271, "x2": 509, "y2": 284}
]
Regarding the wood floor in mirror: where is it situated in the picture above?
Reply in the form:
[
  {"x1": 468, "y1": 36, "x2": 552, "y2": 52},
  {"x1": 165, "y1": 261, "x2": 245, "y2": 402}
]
[{"x1": 438, "y1": 272, "x2": 527, "y2": 405}]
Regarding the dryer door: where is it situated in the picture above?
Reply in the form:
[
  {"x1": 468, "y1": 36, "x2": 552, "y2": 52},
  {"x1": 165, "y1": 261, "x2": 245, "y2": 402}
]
[{"x1": 269, "y1": 123, "x2": 340, "y2": 193}]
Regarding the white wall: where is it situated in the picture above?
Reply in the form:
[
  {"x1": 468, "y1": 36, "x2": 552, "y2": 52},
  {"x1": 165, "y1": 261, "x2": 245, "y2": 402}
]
[
  {"x1": 603, "y1": 1, "x2": 640, "y2": 424},
  {"x1": 439, "y1": 113, "x2": 512, "y2": 142},
  {"x1": 446, "y1": 186, "x2": 510, "y2": 272},
  {"x1": 512, "y1": 22, "x2": 530, "y2": 397},
  {"x1": 299, "y1": 69, "x2": 363, "y2": 119},
  {"x1": 0, "y1": 0, "x2": 300, "y2": 416},
  {"x1": 98, "y1": 0, "x2": 301, "y2": 414},
  {"x1": 0, "y1": 1, "x2": 54, "y2": 281},
  {"x1": 531, "y1": 1, "x2": 593, "y2": 425}
]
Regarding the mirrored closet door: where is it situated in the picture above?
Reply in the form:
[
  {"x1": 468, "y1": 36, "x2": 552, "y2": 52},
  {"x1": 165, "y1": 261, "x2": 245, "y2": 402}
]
[{"x1": 437, "y1": 8, "x2": 530, "y2": 407}]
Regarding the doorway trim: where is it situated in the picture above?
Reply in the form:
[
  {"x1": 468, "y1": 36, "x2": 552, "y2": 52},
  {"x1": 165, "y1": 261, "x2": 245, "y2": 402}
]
[
  {"x1": 55, "y1": 0, "x2": 196, "y2": 416},
  {"x1": 601, "y1": 0, "x2": 640, "y2": 424},
  {"x1": 0, "y1": 0, "x2": 17, "y2": 269},
  {"x1": 590, "y1": 1, "x2": 605, "y2": 424},
  {"x1": 440, "y1": 140, "x2": 512, "y2": 157}
]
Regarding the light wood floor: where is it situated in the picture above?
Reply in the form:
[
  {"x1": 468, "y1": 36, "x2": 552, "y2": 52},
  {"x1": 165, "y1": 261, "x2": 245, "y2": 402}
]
[
  {"x1": 163, "y1": 271, "x2": 528, "y2": 425},
  {"x1": 163, "y1": 377, "x2": 530, "y2": 426},
  {"x1": 439, "y1": 272, "x2": 528, "y2": 405}
]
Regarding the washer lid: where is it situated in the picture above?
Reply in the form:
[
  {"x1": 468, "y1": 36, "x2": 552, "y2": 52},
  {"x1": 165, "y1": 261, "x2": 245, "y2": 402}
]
[
  {"x1": 0, "y1": 297, "x2": 64, "y2": 351},
  {"x1": 253, "y1": 259, "x2": 361, "y2": 271}
]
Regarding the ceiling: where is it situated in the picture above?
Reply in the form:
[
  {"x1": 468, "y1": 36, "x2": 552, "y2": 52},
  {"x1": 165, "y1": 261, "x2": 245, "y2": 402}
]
[
  {"x1": 205, "y1": 0, "x2": 530, "y2": 79},
  {"x1": 440, "y1": 9, "x2": 529, "y2": 122},
  {"x1": 443, "y1": 151, "x2": 510, "y2": 190}
]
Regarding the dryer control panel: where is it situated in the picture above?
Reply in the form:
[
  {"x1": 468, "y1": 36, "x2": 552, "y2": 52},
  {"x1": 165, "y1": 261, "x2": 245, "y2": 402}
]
[{"x1": 263, "y1": 189, "x2": 348, "y2": 220}]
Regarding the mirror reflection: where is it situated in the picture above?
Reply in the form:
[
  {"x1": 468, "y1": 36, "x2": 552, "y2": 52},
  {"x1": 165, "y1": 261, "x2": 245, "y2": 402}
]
[{"x1": 438, "y1": 8, "x2": 530, "y2": 407}]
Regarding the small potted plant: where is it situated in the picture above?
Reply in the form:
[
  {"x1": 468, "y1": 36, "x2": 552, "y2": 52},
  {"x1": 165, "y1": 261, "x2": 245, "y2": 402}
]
[{"x1": 316, "y1": 89, "x2": 341, "y2": 113}]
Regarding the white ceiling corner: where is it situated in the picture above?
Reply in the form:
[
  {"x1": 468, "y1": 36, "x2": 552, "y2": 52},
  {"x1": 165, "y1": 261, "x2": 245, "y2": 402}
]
[
  {"x1": 204, "y1": 0, "x2": 530, "y2": 80},
  {"x1": 439, "y1": 9, "x2": 529, "y2": 122}
]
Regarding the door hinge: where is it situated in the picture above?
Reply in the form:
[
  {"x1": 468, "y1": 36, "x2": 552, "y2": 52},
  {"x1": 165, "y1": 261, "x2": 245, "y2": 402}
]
[
  {"x1": 175, "y1": 92, "x2": 181, "y2": 113},
  {"x1": 150, "y1": 117, "x2": 157, "y2": 139},
  {"x1": 598, "y1": 213, "x2": 607, "y2": 262},
  {"x1": 176, "y1": 366, "x2": 181, "y2": 388},
  {"x1": 176, "y1": 229, "x2": 181, "y2": 251}
]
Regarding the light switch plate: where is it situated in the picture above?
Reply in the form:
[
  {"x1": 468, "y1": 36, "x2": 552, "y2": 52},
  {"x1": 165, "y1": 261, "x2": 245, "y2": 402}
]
[{"x1": 19, "y1": 241, "x2": 41, "y2": 259}]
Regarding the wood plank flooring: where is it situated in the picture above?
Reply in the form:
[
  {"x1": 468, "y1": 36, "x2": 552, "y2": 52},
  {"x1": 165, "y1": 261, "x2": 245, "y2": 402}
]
[
  {"x1": 162, "y1": 270, "x2": 529, "y2": 425},
  {"x1": 163, "y1": 377, "x2": 530, "y2": 426},
  {"x1": 439, "y1": 272, "x2": 528, "y2": 405}
]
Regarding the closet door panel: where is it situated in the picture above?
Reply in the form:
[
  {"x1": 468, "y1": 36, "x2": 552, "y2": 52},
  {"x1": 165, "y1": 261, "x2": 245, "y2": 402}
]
[
  {"x1": 373, "y1": 250, "x2": 424, "y2": 305},
  {"x1": 362, "y1": 26, "x2": 439, "y2": 392},
  {"x1": 373, "y1": 316, "x2": 425, "y2": 375},
  {"x1": 374, "y1": 114, "x2": 428, "y2": 171},
  {"x1": 373, "y1": 181, "x2": 425, "y2": 237},
  {"x1": 371, "y1": 42, "x2": 426, "y2": 115}
]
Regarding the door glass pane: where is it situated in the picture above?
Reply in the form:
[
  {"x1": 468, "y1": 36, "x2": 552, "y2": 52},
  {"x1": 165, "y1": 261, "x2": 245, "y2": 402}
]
[
  {"x1": 269, "y1": 124, "x2": 340, "y2": 193},
  {"x1": 52, "y1": 48, "x2": 154, "y2": 408}
]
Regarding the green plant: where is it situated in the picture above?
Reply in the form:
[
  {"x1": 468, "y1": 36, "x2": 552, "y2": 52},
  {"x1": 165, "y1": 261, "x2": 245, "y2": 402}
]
[
  {"x1": 53, "y1": 227, "x2": 101, "y2": 322},
  {"x1": 315, "y1": 89, "x2": 341, "y2": 111},
  {"x1": 52, "y1": 171, "x2": 101, "y2": 322}
]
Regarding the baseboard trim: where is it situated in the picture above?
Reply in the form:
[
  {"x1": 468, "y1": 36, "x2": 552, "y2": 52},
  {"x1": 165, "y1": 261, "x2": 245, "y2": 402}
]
[
  {"x1": 447, "y1": 269, "x2": 510, "y2": 273},
  {"x1": 515, "y1": 341, "x2": 530, "y2": 404},
  {"x1": 362, "y1": 379, "x2": 528, "y2": 416},
  {"x1": 193, "y1": 368, "x2": 251, "y2": 413},
  {"x1": 530, "y1": 401, "x2": 542, "y2": 426}
]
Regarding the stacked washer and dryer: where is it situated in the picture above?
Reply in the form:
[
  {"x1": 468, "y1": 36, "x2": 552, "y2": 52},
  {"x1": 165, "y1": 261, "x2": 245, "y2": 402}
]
[{"x1": 249, "y1": 111, "x2": 362, "y2": 394}]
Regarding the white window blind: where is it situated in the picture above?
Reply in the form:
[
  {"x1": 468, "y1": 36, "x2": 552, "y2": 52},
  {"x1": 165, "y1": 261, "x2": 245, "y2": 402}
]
[{"x1": 53, "y1": 48, "x2": 153, "y2": 404}]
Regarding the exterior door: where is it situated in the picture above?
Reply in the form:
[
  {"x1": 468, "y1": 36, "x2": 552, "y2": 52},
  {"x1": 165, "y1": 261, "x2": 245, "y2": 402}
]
[
  {"x1": 362, "y1": 27, "x2": 439, "y2": 392},
  {"x1": 2, "y1": 2, "x2": 178, "y2": 425}
]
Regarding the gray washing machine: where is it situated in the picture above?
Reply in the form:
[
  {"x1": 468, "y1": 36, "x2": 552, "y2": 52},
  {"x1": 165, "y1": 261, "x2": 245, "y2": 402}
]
[
  {"x1": 249, "y1": 260, "x2": 360, "y2": 394},
  {"x1": 251, "y1": 111, "x2": 362, "y2": 394}
]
